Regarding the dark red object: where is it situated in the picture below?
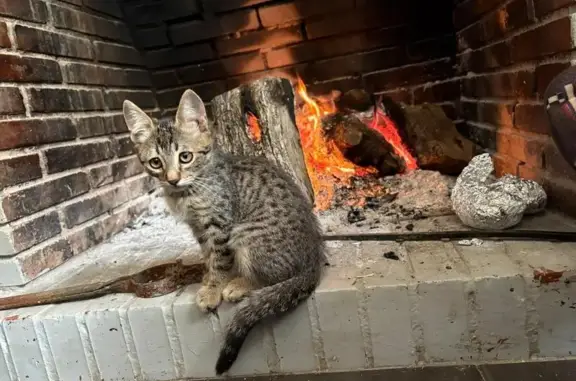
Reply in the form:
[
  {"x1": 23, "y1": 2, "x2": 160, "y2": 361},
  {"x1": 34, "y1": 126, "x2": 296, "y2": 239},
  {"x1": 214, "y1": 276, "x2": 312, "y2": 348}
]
[
  {"x1": 544, "y1": 66, "x2": 576, "y2": 170},
  {"x1": 0, "y1": 260, "x2": 206, "y2": 311}
]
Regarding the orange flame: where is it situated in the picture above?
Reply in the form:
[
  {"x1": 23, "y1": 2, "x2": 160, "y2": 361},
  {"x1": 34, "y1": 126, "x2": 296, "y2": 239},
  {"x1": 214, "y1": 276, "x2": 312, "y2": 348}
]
[
  {"x1": 295, "y1": 78, "x2": 374, "y2": 210},
  {"x1": 246, "y1": 112, "x2": 261, "y2": 143},
  {"x1": 294, "y1": 77, "x2": 417, "y2": 210}
]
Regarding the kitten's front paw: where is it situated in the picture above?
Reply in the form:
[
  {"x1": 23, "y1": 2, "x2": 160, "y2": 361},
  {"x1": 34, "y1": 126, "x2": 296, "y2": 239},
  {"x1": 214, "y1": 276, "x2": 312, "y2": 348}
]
[
  {"x1": 222, "y1": 278, "x2": 252, "y2": 303},
  {"x1": 196, "y1": 286, "x2": 222, "y2": 312}
]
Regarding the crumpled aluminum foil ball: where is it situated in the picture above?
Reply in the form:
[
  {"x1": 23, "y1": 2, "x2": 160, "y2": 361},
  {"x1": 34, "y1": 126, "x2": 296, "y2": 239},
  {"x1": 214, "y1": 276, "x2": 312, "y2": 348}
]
[{"x1": 451, "y1": 153, "x2": 547, "y2": 230}]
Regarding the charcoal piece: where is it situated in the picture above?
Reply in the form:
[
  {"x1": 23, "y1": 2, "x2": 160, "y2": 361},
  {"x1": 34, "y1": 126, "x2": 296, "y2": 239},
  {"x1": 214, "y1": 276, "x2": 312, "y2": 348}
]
[
  {"x1": 383, "y1": 251, "x2": 400, "y2": 260},
  {"x1": 347, "y1": 208, "x2": 366, "y2": 223},
  {"x1": 451, "y1": 153, "x2": 547, "y2": 230}
]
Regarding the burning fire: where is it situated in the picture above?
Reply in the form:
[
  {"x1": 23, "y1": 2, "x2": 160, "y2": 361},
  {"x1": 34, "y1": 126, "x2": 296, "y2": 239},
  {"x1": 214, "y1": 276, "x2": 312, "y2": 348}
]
[
  {"x1": 368, "y1": 102, "x2": 418, "y2": 171},
  {"x1": 245, "y1": 111, "x2": 262, "y2": 143},
  {"x1": 294, "y1": 77, "x2": 418, "y2": 210}
]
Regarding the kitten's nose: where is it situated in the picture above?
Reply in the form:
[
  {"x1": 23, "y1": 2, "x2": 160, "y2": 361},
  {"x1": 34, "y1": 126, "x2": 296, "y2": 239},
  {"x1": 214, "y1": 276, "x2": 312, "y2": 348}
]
[{"x1": 166, "y1": 170, "x2": 180, "y2": 186}]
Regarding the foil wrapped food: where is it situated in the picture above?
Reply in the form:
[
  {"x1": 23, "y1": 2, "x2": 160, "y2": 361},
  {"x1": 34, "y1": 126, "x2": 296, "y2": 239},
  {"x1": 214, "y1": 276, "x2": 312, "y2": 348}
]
[{"x1": 451, "y1": 153, "x2": 547, "y2": 230}]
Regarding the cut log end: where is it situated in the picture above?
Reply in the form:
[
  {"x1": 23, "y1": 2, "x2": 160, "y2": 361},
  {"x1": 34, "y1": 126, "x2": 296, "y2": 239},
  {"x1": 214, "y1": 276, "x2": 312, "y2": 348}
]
[{"x1": 210, "y1": 77, "x2": 314, "y2": 202}]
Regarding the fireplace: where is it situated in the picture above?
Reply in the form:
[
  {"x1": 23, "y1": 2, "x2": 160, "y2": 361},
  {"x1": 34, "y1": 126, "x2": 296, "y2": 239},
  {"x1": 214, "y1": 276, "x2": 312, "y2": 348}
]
[
  {"x1": 121, "y1": 0, "x2": 576, "y2": 234},
  {"x1": 1, "y1": 0, "x2": 576, "y2": 287}
]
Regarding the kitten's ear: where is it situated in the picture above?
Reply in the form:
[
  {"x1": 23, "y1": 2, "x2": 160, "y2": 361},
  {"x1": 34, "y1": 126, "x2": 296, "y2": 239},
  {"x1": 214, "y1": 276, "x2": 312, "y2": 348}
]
[
  {"x1": 123, "y1": 100, "x2": 154, "y2": 144},
  {"x1": 175, "y1": 89, "x2": 208, "y2": 132}
]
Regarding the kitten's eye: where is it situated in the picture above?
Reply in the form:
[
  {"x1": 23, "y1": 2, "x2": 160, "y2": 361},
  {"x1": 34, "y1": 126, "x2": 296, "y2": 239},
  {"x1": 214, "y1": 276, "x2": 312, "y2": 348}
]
[
  {"x1": 149, "y1": 158, "x2": 162, "y2": 169},
  {"x1": 179, "y1": 151, "x2": 193, "y2": 163}
]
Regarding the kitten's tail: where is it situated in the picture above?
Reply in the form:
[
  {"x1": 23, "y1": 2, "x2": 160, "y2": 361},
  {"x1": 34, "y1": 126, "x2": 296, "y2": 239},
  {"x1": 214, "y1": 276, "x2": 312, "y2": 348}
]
[{"x1": 215, "y1": 267, "x2": 320, "y2": 375}]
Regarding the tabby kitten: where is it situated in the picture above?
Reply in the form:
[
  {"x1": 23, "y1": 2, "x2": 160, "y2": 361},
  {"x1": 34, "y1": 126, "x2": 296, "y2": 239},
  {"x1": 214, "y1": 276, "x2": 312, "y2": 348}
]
[{"x1": 122, "y1": 89, "x2": 325, "y2": 375}]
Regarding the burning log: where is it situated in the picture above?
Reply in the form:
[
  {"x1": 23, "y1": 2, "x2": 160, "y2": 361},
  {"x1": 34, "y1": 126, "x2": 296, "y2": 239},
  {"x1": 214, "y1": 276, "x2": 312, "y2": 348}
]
[
  {"x1": 322, "y1": 112, "x2": 404, "y2": 176},
  {"x1": 399, "y1": 104, "x2": 475, "y2": 175},
  {"x1": 210, "y1": 77, "x2": 314, "y2": 202}
]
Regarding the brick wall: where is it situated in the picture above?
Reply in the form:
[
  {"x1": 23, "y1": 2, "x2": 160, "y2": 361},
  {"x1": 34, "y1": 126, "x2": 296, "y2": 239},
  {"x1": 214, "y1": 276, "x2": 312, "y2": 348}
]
[
  {"x1": 0, "y1": 0, "x2": 158, "y2": 286},
  {"x1": 121, "y1": 0, "x2": 457, "y2": 115},
  {"x1": 454, "y1": 0, "x2": 576, "y2": 214}
]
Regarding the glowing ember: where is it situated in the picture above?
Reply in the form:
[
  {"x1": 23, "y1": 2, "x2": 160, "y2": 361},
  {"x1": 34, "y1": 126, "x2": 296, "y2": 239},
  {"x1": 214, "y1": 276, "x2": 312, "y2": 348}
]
[
  {"x1": 245, "y1": 112, "x2": 262, "y2": 143},
  {"x1": 294, "y1": 77, "x2": 418, "y2": 210},
  {"x1": 366, "y1": 103, "x2": 419, "y2": 171}
]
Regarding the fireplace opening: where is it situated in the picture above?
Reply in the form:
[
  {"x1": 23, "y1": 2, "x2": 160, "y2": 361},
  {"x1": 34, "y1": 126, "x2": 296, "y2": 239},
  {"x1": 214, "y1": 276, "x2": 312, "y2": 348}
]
[{"x1": 2, "y1": 0, "x2": 576, "y2": 288}]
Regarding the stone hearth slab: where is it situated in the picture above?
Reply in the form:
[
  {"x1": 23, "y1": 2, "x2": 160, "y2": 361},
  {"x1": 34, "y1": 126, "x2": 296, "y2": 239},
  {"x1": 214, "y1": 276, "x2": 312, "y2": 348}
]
[{"x1": 1, "y1": 239, "x2": 576, "y2": 380}]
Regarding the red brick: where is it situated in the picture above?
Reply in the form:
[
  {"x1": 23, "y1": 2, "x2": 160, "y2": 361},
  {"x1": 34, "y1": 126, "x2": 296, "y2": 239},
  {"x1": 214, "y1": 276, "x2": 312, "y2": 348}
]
[
  {"x1": 11, "y1": 212, "x2": 62, "y2": 253},
  {"x1": 304, "y1": 47, "x2": 406, "y2": 83},
  {"x1": 115, "y1": 136, "x2": 136, "y2": 157},
  {"x1": 0, "y1": 54, "x2": 62, "y2": 83},
  {"x1": 170, "y1": 10, "x2": 259, "y2": 45},
  {"x1": 151, "y1": 70, "x2": 179, "y2": 89},
  {"x1": 459, "y1": 41, "x2": 512, "y2": 73},
  {"x1": 216, "y1": 26, "x2": 302, "y2": 56},
  {"x1": 454, "y1": 0, "x2": 506, "y2": 30},
  {"x1": 379, "y1": 89, "x2": 413, "y2": 105},
  {"x1": 407, "y1": 36, "x2": 456, "y2": 63},
  {"x1": 364, "y1": 59, "x2": 455, "y2": 93},
  {"x1": 457, "y1": 121, "x2": 497, "y2": 150},
  {"x1": 266, "y1": 26, "x2": 408, "y2": 68},
  {"x1": 95, "y1": 41, "x2": 142, "y2": 65},
  {"x1": 479, "y1": 102, "x2": 514, "y2": 127},
  {"x1": 226, "y1": 66, "x2": 303, "y2": 89},
  {"x1": 51, "y1": 4, "x2": 131, "y2": 43},
  {"x1": 18, "y1": 239, "x2": 73, "y2": 281},
  {"x1": 463, "y1": 71, "x2": 535, "y2": 99},
  {"x1": 64, "y1": 63, "x2": 150, "y2": 88},
  {"x1": 493, "y1": 153, "x2": 521, "y2": 177},
  {"x1": 133, "y1": 26, "x2": 169, "y2": 49},
  {"x1": 28, "y1": 88, "x2": 105, "y2": 113},
  {"x1": 535, "y1": 62, "x2": 570, "y2": 97},
  {"x1": 306, "y1": 6, "x2": 408, "y2": 39},
  {"x1": 0, "y1": 154, "x2": 42, "y2": 188},
  {"x1": 15, "y1": 25, "x2": 93, "y2": 59},
  {"x1": 0, "y1": 22, "x2": 10, "y2": 47},
  {"x1": 459, "y1": 101, "x2": 480, "y2": 121},
  {"x1": 483, "y1": 0, "x2": 531, "y2": 43},
  {"x1": 157, "y1": 81, "x2": 226, "y2": 107},
  {"x1": 0, "y1": 0, "x2": 48, "y2": 22},
  {"x1": 413, "y1": 81, "x2": 461, "y2": 104},
  {"x1": 514, "y1": 103, "x2": 551, "y2": 135},
  {"x1": 0, "y1": 119, "x2": 77, "y2": 150},
  {"x1": 534, "y1": 0, "x2": 574, "y2": 17},
  {"x1": 457, "y1": 20, "x2": 486, "y2": 51},
  {"x1": 1, "y1": 173, "x2": 90, "y2": 221},
  {"x1": 124, "y1": 0, "x2": 199, "y2": 25},
  {"x1": 511, "y1": 18, "x2": 572, "y2": 62},
  {"x1": 178, "y1": 53, "x2": 266, "y2": 84},
  {"x1": 84, "y1": 0, "x2": 122, "y2": 17},
  {"x1": 307, "y1": 77, "x2": 364, "y2": 97},
  {"x1": 496, "y1": 129, "x2": 547, "y2": 167},
  {"x1": 44, "y1": 141, "x2": 115, "y2": 174},
  {"x1": 145, "y1": 44, "x2": 214, "y2": 69},
  {"x1": 105, "y1": 90, "x2": 156, "y2": 110},
  {"x1": 67, "y1": 197, "x2": 151, "y2": 255},
  {"x1": 89, "y1": 157, "x2": 142, "y2": 188},
  {"x1": 258, "y1": 0, "x2": 354, "y2": 27},
  {"x1": 75, "y1": 115, "x2": 125, "y2": 138},
  {"x1": 0, "y1": 88, "x2": 25, "y2": 116},
  {"x1": 203, "y1": 0, "x2": 272, "y2": 12},
  {"x1": 63, "y1": 186, "x2": 131, "y2": 228}
]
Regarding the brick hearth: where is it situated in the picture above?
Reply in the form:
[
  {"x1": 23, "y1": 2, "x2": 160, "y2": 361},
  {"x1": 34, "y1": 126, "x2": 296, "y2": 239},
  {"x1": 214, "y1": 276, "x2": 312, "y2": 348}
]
[{"x1": 1, "y1": 0, "x2": 576, "y2": 285}]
